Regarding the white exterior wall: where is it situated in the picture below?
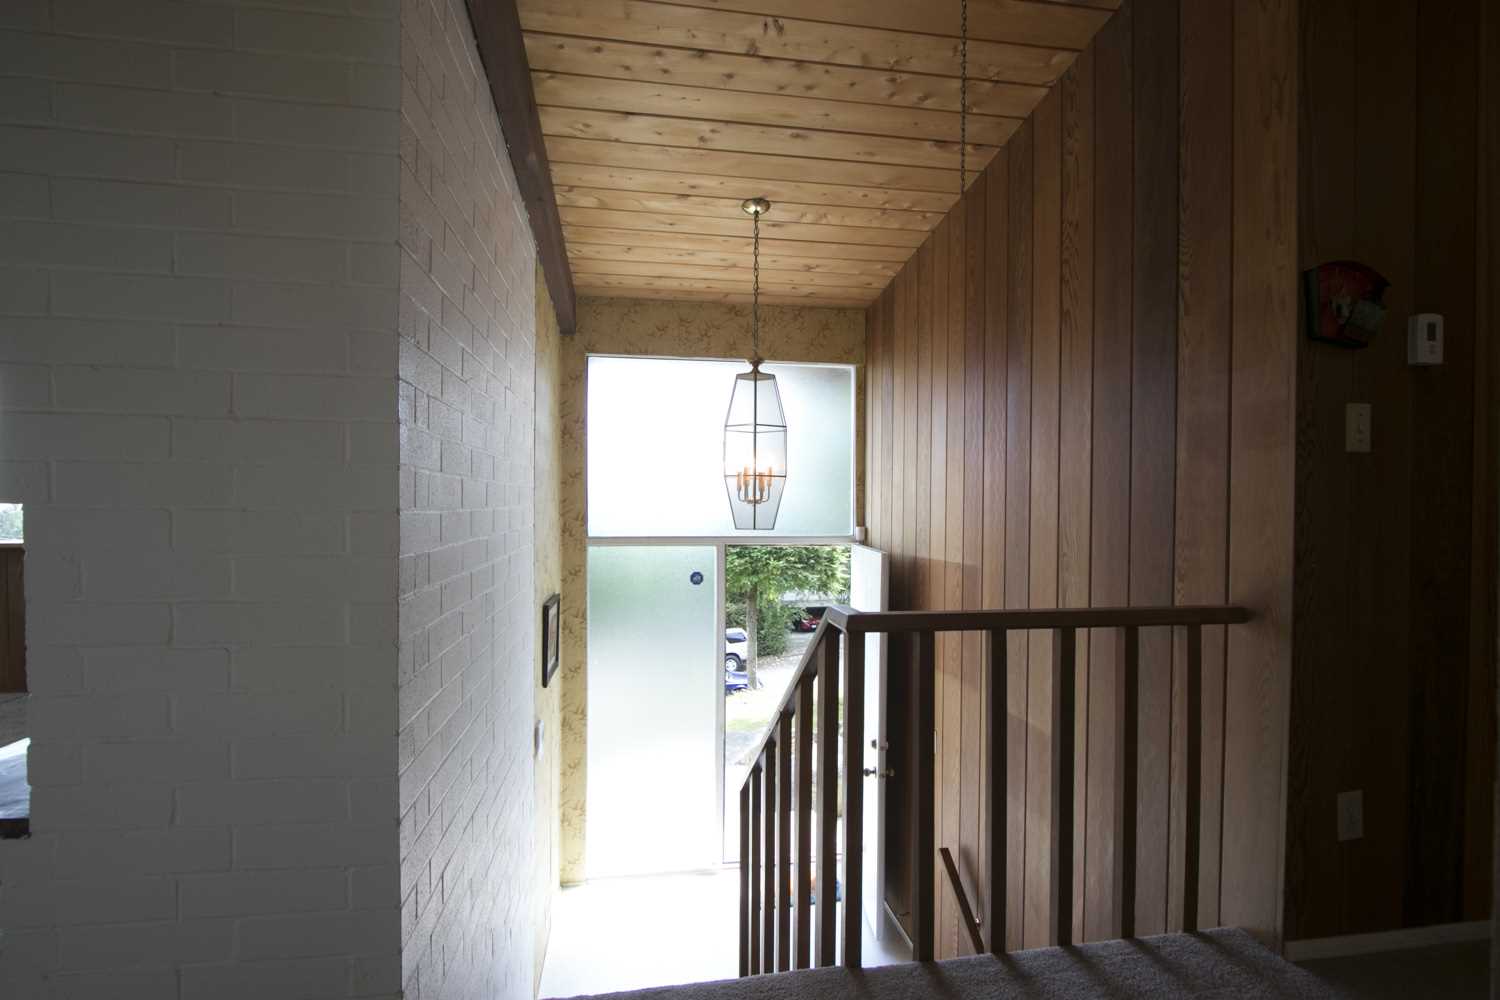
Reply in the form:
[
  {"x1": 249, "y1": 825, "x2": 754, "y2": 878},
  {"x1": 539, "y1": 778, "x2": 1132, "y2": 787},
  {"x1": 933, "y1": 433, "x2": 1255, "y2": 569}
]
[{"x1": 395, "y1": 2, "x2": 539, "y2": 998}]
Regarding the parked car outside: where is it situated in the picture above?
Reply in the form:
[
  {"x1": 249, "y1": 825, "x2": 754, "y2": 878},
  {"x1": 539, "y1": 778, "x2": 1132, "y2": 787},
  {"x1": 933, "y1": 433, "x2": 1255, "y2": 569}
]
[
  {"x1": 724, "y1": 628, "x2": 749, "y2": 692},
  {"x1": 725, "y1": 627, "x2": 747, "y2": 666},
  {"x1": 790, "y1": 607, "x2": 825, "y2": 632}
]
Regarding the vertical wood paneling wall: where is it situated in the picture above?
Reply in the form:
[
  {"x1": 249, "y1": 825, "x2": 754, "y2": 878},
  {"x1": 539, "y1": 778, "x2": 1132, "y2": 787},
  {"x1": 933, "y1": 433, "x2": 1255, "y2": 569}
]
[
  {"x1": 1289, "y1": 0, "x2": 1498, "y2": 940},
  {"x1": 864, "y1": 0, "x2": 1298, "y2": 956}
]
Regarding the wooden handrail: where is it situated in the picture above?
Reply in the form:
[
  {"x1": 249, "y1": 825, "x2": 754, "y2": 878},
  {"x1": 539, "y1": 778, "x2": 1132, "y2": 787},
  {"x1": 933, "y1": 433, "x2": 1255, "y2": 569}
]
[
  {"x1": 824, "y1": 604, "x2": 1251, "y2": 634},
  {"x1": 740, "y1": 606, "x2": 1248, "y2": 776},
  {"x1": 738, "y1": 604, "x2": 1251, "y2": 974},
  {"x1": 939, "y1": 847, "x2": 986, "y2": 954}
]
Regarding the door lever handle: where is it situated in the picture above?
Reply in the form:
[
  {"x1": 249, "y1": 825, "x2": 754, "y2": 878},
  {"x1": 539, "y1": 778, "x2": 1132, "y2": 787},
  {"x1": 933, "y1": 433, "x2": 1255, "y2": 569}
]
[{"x1": 862, "y1": 767, "x2": 895, "y2": 779}]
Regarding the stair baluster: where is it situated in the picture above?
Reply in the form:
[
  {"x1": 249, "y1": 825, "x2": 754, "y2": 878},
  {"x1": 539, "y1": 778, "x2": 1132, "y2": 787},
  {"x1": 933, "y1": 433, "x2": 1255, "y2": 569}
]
[{"x1": 737, "y1": 606, "x2": 1247, "y2": 973}]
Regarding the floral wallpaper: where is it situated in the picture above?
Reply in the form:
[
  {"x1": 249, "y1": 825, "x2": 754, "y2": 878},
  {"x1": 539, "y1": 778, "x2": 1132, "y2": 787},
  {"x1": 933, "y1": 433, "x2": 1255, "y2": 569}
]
[
  {"x1": 533, "y1": 265, "x2": 562, "y2": 983},
  {"x1": 557, "y1": 296, "x2": 866, "y2": 882}
]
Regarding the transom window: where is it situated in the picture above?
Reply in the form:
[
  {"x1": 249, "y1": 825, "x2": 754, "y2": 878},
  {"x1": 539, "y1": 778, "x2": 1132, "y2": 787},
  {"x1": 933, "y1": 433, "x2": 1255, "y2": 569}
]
[{"x1": 586, "y1": 356, "x2": 854, "y2": 539}]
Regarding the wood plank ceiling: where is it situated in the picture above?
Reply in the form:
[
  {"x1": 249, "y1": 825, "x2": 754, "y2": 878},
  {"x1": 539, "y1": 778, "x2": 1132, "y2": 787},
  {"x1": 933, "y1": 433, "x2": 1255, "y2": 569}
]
[{"x1": 519, "y1": 0, "x2": 1119, "y2": 307}]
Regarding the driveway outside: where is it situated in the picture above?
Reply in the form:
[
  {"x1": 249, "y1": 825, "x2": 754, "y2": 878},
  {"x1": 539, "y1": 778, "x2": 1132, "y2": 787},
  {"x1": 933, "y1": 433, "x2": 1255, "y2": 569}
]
[{"x1": 724, "y1": 629, "x2": 814, "y2": 769}]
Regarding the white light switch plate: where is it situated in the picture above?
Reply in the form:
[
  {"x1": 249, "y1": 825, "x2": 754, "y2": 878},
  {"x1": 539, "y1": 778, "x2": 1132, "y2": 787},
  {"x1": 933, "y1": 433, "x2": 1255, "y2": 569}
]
[
  {"x1": 1337, "y1": 790, "x2": 1364, "y2": 842},
  {"x1": 1345, "y1": 403, "x2": 1372, "y2": 453}
]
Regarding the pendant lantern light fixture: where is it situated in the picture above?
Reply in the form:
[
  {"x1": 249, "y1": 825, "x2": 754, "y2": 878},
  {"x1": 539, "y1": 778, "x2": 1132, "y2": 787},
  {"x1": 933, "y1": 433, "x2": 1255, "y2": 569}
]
[{"x1": 723, "y1": 197, "x2": 787, "y2": 530}]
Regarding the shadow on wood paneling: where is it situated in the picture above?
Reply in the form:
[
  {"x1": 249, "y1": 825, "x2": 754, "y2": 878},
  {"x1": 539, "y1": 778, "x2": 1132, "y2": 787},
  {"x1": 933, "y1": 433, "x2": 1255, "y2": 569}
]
[{"x1": 1289, "y1": 0, "x2": 1495, "y2": 940}]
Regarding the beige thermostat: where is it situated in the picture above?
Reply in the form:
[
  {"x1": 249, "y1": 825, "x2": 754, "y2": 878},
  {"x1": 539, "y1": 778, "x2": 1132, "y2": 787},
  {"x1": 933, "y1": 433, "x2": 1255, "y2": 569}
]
[{"x1": 1408, "y1": 313, "x2": 1443, "y2": 365}]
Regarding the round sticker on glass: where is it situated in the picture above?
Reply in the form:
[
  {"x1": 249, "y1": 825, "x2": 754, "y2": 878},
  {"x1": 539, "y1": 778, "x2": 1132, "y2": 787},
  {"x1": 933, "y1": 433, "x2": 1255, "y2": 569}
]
[{"x1": 689, "y1": 571, "x2": 705, "y2": 586}]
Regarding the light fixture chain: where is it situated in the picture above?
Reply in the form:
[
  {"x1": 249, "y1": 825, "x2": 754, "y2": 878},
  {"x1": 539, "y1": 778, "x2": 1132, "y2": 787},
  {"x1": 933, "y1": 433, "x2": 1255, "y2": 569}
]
[
  {"x1": 752, "y1": 207, "x2": 761, "y2": 363},
  {"x1": 959, "y1": 0, "x2": 968, "y2": 196}
]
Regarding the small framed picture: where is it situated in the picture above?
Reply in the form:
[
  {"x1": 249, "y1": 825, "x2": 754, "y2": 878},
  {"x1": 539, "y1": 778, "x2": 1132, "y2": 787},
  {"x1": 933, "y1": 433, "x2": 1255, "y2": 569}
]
[{"x1": 541, "y1": 593, "x2": 561, "y2": 688}]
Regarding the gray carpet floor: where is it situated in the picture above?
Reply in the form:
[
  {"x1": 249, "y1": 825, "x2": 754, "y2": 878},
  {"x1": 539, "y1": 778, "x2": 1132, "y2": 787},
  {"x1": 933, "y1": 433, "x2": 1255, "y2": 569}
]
[
  {"x1": 1296, "y1": 941, "x2": 1489, "y2": 999},
  {"x1": 561, "y1": 929, "x2": 1347, "y2": 999}
]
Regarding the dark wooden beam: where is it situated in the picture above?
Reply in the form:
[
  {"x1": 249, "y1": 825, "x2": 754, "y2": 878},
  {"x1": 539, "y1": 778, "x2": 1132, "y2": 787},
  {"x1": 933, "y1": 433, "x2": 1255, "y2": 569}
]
[{"x1": 465, "y1": 0, "x2": 577, "y2": 334}]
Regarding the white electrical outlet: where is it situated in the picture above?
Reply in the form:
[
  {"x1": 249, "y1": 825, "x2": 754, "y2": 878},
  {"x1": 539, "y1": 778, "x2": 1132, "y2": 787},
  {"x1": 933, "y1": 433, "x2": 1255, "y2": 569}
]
[
  {"x1": 1345, "y1": 403, "x2": 1372, "y2": 454},
  {"x1": 1337, "y1": 790, "x2": 1364, "y2": 842}
]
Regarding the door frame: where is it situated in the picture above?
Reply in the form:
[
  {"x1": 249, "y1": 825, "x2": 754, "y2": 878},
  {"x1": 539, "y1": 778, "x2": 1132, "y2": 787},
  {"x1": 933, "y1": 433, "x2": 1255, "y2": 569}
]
[{"x1": 849, "y1": 543, "x2": 890, "y2": 940}]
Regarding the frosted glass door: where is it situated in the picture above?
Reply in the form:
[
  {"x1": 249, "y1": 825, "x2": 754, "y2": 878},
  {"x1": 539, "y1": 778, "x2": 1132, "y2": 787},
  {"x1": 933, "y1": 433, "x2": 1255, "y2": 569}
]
[{"x1": 587, "y1": 545, "x2": 720, "y2": 876}]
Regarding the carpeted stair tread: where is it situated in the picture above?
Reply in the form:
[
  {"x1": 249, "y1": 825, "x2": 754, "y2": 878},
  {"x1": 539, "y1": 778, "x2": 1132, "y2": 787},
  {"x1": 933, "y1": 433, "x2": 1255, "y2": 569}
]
[{"x1": 555, "y1": 929, "x2": 1347, "y2": 1000}]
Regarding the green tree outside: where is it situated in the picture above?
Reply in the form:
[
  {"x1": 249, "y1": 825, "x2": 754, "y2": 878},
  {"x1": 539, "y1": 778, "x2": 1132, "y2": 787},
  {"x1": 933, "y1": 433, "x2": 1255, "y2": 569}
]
[{"x1": 725, "y1": 545, "x2": 849, "y2": 688}]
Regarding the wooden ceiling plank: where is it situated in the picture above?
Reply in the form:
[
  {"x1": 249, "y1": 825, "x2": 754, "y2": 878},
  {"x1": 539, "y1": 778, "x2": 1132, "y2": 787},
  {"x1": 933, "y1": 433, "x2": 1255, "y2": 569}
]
[
  {"x1": 516, "y1": 0, "x2": 1077, "y2": 85},
  {"x1": 635, "y1": 0, "x2": 1113, "y2": 50},
  {"x1": 539, "y1": 107, "x2": 1006, "y2": 171},
  {"x1": 532, "y1": 71, "x2": 1018, "y2": 144},
  {"x1": 551, "y1": 161, "x2": 958, "y2": 213},
  {"x1": 555, "y1": 185, "x2": 942, "y2": 231},
  {"x1": 577, "y1": 285, "x2": 872, "y2": 308},
  {"x1": 546, "y1": 136, "x2": 979, "y2": 193},
  {"x1": 562, "y1": 225, "x2": 915, "y2": 262},
  {"x1": 524, "y1": 34, "x2": 1049, "y2": 118},
  {"x1": 558, "y1": 205, "x2": 927, "y2": 247},
  {"x1": 566, "y1": 241, "x2": 902, "y2": 275},
  {"x1": 574, "y1": 270, "x2": 876, "y2": 298},
  {"x1": 569, "y1": 258, "x2": 892, "y2": 289}
]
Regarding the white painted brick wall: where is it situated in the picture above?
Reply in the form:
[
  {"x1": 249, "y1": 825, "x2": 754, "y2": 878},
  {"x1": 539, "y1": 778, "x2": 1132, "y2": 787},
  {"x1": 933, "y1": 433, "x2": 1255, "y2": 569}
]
[
  {"x1": 0, "y1": 1, "x2": 410, "y2": 997},
  {"x1": 0, "y1": 0, "x2": 546, "y2": 993},
  {"x1": 395, "y1": 1, "x2": 538, "y2": 998}
]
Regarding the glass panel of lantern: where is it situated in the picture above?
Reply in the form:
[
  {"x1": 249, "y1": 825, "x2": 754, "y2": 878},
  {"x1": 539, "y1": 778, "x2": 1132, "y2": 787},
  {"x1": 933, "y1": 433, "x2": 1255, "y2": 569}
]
[{"x1": 722, "y1": 365, "x2": 787, "y2": 530}]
